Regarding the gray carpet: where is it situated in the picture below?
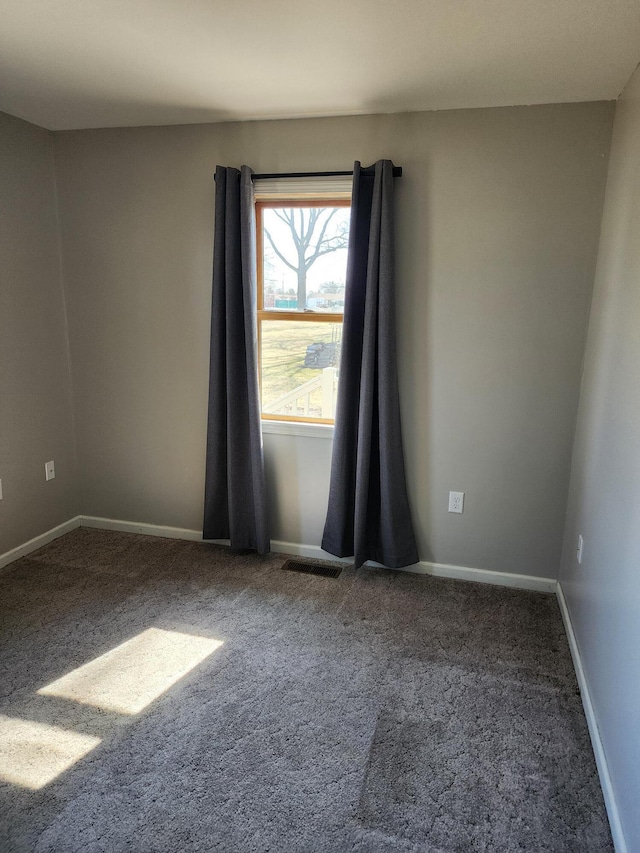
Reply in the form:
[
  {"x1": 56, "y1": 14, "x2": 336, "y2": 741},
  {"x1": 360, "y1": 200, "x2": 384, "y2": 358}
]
[{"x1": 0, "y1": 528, "x2": 612, "y2": 852}]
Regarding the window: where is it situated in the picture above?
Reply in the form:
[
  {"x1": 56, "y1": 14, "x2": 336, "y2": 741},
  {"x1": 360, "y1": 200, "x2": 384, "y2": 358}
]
[{"x1": 255, "y1": 181, "x2": 351, "y2": 426}]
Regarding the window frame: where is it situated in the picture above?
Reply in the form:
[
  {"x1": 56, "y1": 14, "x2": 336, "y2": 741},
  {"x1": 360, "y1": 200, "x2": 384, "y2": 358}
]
[{"x1": 255, "y1": 197, "x2": 350, "y2": 426}]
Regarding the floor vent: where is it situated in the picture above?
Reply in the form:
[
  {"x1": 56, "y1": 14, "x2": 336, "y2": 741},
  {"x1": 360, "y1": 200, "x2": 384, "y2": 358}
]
[{"x1": 281, "y1": 560, "x2": 342, "y2": 579}]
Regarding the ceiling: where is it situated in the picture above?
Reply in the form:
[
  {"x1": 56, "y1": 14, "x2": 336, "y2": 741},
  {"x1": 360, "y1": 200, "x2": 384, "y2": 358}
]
[{"x1": 1, "y1": 0, "x2": 640, "y2": 131}]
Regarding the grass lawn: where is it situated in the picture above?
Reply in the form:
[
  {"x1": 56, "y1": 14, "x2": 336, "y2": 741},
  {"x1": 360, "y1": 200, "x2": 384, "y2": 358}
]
[{"x1": 260, "y1": 320, "x2": 342, "y2": 417}]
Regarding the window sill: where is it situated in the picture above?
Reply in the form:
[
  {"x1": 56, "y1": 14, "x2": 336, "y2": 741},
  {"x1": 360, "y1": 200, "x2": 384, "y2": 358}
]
[{"x1": 261, "y1": 419, "x2": 335, "y2": 439}]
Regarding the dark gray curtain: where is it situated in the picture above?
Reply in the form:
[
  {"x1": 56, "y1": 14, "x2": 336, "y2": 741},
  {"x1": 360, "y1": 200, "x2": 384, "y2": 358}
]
[
  {"x1": 203, "y1": 165, "x2": 270, "y2": 555},
  {"x1": 322, "y1": 160, "x2": 418, "y2": 569}
]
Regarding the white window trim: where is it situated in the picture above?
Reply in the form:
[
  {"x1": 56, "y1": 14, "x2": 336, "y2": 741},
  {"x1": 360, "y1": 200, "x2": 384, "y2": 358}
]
[{"x1": 261, "y1": 419, "x2": 335, "y2": 439}]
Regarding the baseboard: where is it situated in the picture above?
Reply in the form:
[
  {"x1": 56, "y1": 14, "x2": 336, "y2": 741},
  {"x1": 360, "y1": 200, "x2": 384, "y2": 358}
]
[
  {"x1": 0, "y1": 516, "x2": 82, "y2": 572},
  {"x1": 2, "y1": 516, "x2": 557, "y2": 595},
  {"x1": 80, "y1": 515, "x2": 204, "y2": 541},
  {"x1": 556, "y1": 583, "x2": 627, "y2": 853},
  {"x1": 271, "y1": 539, "x2": 556, "y2": 591},
  {"x1": 79, "y1": 517, "x2": 555, "y2": 592},
  {"x1": 399, "y1": 557, "x2": 555, "y2": 592}
]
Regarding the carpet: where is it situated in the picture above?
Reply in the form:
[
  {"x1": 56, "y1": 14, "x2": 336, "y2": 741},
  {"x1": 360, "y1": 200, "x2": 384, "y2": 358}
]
[{"x1": 0, "y1": 528, "x2": 612, "y2": 851}]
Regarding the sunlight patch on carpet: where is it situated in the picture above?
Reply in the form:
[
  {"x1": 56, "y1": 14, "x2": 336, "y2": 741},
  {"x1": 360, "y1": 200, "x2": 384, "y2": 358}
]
[
  {"x1": 0, "y1": 714, "x2": 101, "y2": 790},
  {"x1": 37, "y1": 628, "x2": 223, "y2": 715}
]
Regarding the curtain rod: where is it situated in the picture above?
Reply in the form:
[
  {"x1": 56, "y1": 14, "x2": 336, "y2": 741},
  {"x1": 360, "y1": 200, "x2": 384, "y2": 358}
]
[{"x1": 252, "y1": 167, "x2": 402, "y2": 180}]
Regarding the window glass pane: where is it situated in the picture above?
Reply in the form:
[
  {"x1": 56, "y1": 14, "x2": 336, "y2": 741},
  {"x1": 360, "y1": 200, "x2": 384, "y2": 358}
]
[
  {"x1": 262, "y1": 206, "x2": 349, "y2": 313},
  {"x1": 261, "y1": 320, "x2": 342, "y2": 420}
]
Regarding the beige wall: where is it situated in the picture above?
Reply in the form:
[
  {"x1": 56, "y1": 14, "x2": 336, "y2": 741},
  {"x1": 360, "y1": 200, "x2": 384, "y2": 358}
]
[
  {"x1": 559, "y1": 67, "x2": 640, "y2": 851},
  {"x1": 53, "y1": 101, "x2": 614, "y2": 577},
  {"x1": 0, "y1": 112, "x2": 78, "y2": 554}
]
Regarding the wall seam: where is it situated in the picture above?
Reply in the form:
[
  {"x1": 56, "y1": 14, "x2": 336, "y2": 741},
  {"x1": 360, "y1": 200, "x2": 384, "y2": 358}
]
[
  {"x1": 50, "y1": 132, "x2": 83, "y2": 516},
  {"x1": 556, "y1": 102, "x2": 618, "y2": 581}
]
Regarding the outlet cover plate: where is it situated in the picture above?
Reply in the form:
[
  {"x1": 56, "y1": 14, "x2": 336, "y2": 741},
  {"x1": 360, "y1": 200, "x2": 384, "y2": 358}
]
[{"x1": 448, "y1": 490, "x2": 464, "y2": 513}]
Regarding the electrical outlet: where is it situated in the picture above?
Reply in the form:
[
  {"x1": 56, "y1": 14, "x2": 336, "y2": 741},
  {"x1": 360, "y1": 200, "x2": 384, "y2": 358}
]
[
  {"x1": 448, "y1": 490, "x2": 464, "y2": 514},
  {"x1": 577, "y1": 534, "x2": 584, "y2": 564},
  {"x1": 45, "y1": 460, "x2": 56, "y2": 481}
]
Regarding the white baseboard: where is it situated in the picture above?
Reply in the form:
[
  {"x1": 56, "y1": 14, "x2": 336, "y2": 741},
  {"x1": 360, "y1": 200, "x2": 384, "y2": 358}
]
[
  {"x1": 396, "y1": 557, "x2": 555, "y2": 592},
  {"x1": 80, "y1": 517, "x2": 555, "y2": 592},
  {"x1": 0, "y1": 516, "x2": 81, "y2": 572},
  {"x1": 556, "y1": 583, "x2": 627, "y2": 853},
  {"x1": 80, "y1": 515, "x2": 204, "y2": 542},
  {"x1": 1, "y1": 514, "x2": 557, "y2": 596},
  {"x1": 270, "y1": 539, "x2": 556, "y2": 592}
]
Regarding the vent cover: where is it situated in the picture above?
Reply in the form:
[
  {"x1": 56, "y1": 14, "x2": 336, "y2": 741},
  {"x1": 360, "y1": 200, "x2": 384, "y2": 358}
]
[{"x1": 281, "y1": 560, "x2": 342, "y2": 579}]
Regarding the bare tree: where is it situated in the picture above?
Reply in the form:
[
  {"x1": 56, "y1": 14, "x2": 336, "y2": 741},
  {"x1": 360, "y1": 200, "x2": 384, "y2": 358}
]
[{"x1": 264, "y1": 208, "x2": 348, "y2": 309}]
